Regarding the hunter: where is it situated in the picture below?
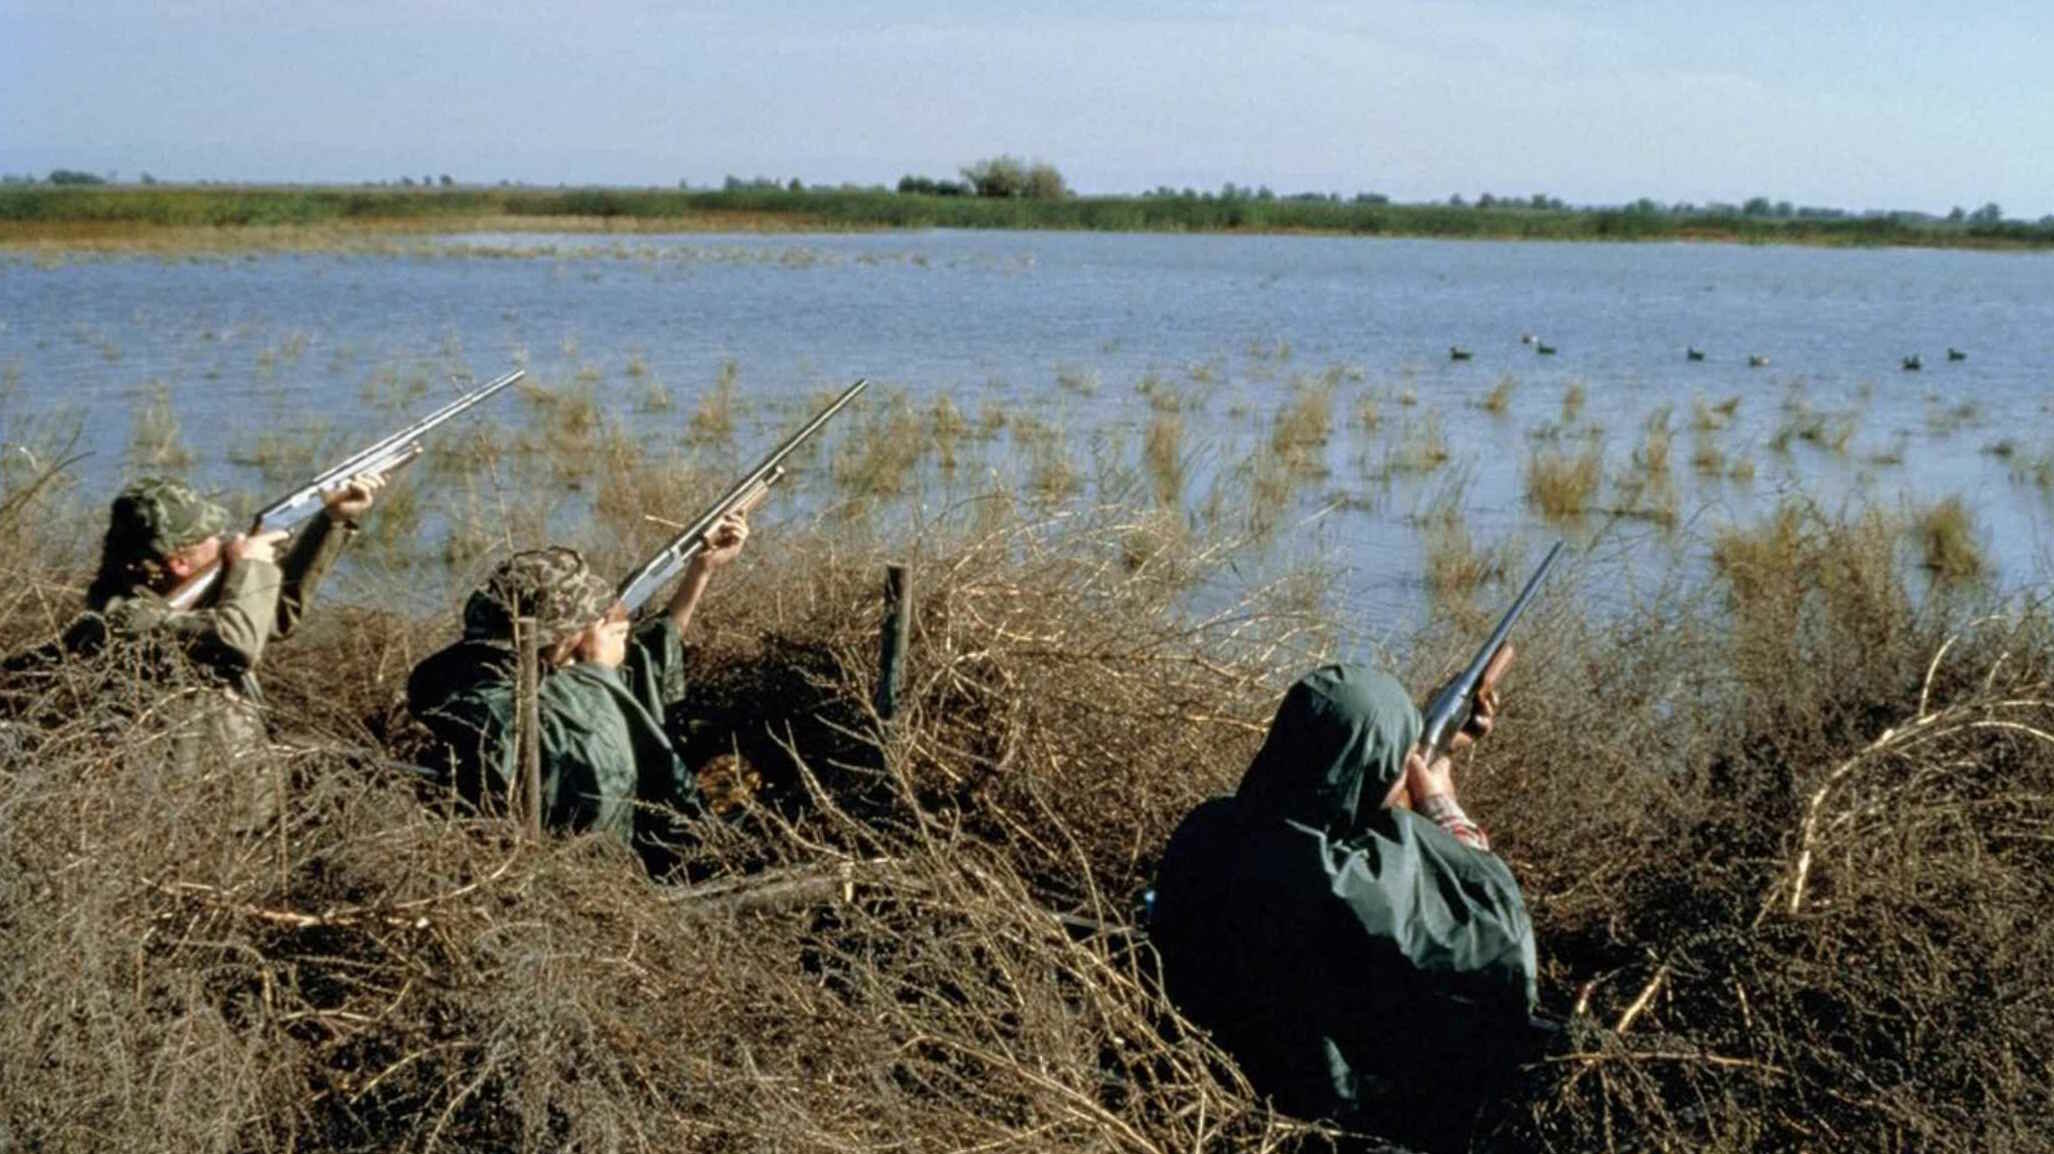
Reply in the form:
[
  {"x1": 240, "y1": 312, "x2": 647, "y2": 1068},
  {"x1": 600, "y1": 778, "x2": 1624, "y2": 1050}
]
[
  {"x1": 59, "y1": 473, "x2": 384, "y2": 823},
  {"x1": 406, "y1": 513, "x2": 746, "y2": 865},
  {"x1": 1149, "y1": 661, "x2": 1539, "y2": 1144}
]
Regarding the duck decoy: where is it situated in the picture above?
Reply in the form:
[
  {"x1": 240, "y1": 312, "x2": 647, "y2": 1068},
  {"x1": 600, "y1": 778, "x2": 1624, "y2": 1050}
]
[
  {"x1": 1747, "y1": 354, "x2": 1769, "y2": 368},
  {"x1": 1947, "y1": 347, "x2": 1967, "y2": 361},
  {"x1": 1686, "y1": 346, "x2": 1706, "y2": 362},
  {"x1": 1902, "y1": 354, "x2": 1923, "y2": 371},
  {"x1": 1520, "y1": 332, "x2": 1535, "y2": 345},
  {"x1": 1450, "y1": 346, "x2": 1473, "y2": 361},
  {"x1": 1534, "y1": 341, "x2": 1557, "y2": 356}
]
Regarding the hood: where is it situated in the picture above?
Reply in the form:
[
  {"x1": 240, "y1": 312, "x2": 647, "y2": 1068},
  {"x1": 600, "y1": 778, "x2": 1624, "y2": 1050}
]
[
  {"x1": 406, "y1": 639, "x2": 518, "y2": 718},
  {"x1": 1234, "y1": 663, "x2": 1421, "y2": 837}
]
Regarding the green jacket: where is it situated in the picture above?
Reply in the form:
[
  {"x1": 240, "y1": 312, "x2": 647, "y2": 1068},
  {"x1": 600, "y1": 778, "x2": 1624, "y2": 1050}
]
[
  {"x1": 1150, "y1": 665, "x2": 1538, "y2": 1124},
  {"x1": 406, "y1": 617, "x2": 703, "y2": 849}
]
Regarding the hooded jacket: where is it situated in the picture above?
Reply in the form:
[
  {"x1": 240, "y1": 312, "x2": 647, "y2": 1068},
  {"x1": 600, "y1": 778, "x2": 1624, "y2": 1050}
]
[
  {"x1": 1151, "y1": 664, "x2": 1537, "y2": 1122},
  {"x1": 406, "y1": 616, "x2": 702, "y2": 847}
]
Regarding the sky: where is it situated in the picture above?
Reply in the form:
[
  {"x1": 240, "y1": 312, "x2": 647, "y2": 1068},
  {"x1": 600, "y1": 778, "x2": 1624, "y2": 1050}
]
[{"x1": 4, "y1": 0, "x2": 2050, "y2": 217}]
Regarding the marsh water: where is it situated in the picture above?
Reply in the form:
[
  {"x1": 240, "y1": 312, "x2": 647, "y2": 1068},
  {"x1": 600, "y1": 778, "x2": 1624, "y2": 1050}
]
[{"x1": 4, "y1": 230, "x2": 2052, "y2": 625}]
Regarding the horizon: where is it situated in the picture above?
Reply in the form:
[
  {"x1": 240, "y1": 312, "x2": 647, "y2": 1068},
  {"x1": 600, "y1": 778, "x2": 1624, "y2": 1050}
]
[
  {"x1": 7, "y1": 172, "x2": 2036, "y2": 225},
  {"x1": 4, "y1": 1, "x2": 2050, "y2": 220}
]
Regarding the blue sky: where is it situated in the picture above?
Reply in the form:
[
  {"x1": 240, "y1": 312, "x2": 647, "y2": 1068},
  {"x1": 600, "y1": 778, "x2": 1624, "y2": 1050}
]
[{"x1": 4, "y1": 1, "x2": 2049, "y2": 216}]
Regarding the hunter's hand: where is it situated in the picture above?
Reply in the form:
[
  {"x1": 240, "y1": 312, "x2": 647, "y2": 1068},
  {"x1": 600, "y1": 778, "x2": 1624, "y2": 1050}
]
[
  {"x1": 224, "y1": 530, "x2": 288, "y2": 568},
  {"x1": 687, "y1": 512, "x2": 749, "y2": 576},
  {"x1": 1404, "y1": 745, "x2": 1458, "y2": 806},
  {"x1": 1450, "y1": 642, "x2": 1515, "y2": 751},
  {"x1": 323, "y1": 470, "x2": 388, "y2": 522}
]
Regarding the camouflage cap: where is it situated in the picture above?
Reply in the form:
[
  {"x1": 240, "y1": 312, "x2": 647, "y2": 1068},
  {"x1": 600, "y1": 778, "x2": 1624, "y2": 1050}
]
[
  {"x1": 463, "y1": 547, "x2": 614, "y2": 649},
  {"x1": 106, "y1": 477, "x2": 230, "y2": 559}
]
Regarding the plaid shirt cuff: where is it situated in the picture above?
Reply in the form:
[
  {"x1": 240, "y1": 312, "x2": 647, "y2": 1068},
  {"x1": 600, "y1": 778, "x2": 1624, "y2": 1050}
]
[{"x1": 1416, "y1": 793, "x2": 1490, "y2": 851}]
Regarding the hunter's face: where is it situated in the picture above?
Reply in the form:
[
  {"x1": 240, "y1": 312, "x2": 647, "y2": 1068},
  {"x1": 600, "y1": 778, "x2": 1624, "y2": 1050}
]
[
  {"x1": 162, "y1": 534, "x2": 222, "y2": 582},
  {"x1": 567, "y1": 616, "x2": 630, "y2": 670}
]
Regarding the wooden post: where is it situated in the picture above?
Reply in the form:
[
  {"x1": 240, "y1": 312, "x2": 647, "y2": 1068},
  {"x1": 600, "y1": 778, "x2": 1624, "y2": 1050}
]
[
  {"x1": 514, "y1": 615, "x2": 543, "y2": 840},
  {"x1": 876, "y1": 563, "x2": 911, "y2": 722}
]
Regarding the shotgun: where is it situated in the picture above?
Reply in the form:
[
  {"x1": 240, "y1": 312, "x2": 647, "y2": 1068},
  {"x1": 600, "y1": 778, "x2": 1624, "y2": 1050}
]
[
  {"x1": 1418, "y1": 540, "x2": 1564, "y2": 758},
  {"x1": 613, "y1": 377, "x2": 868, "y2": 617},
  {"x1": 165, "y1": 368, "x2": 524, "y2": 610}
]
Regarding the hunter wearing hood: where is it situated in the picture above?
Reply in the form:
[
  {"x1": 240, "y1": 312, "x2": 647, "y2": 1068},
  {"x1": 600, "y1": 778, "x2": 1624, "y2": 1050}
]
[
  {"x1": 406, "y1": 513, "x2": 746, "y2": 860},
  {"x1": 1150, "y1": 661, "x2": 1538, "y2": 1138}
]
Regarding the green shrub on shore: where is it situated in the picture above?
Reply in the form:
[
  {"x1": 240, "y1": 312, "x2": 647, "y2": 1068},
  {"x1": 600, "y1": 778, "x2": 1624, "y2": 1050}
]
[{"x1": 9, "y1": 184, "x2": 2053, "y2": 250}]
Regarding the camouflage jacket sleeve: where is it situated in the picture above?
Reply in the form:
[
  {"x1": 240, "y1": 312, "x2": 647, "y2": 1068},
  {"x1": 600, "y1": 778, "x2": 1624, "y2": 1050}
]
[
  {"x1": 273, "y1": 513, "x2": 355, "y2": 640},
  {"x1": 107, "y1": 557, "x2": 285, "y2": 677}
]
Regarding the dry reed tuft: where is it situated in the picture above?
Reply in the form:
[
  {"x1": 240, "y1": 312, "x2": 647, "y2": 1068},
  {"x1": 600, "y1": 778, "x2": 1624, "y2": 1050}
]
[
  {"x1": 1142, "y1": 409, "x2": 1186, "y2": 507},
  {"x1": 1912, "y1": 495, "x2": 1984, "y2": 582},
  {"x1": 1525, "y1": 443, "x2": 1603, "y2": 521},
  {"x1": 1560, "y1": 380, "x2": 1586, "y2": 423},
  {"x1": 1480, "y1": 374, "x2": 1517, "y2": 415},
  {"x1": 127, "y1": 381, "x2": 194, "y2": 471},
  {"x1": 1269, "y1": 381, "x2": 1334, "y2": 477},
  {"x1": 688, "y1": 359, "x2": 742, "y2": 445},
  {"x1": 1386, "y1": 412, "x2": 1451, "y2": 475},
  {"x1": 833, "y1": 390, "x2": 926, "y2": 500}
]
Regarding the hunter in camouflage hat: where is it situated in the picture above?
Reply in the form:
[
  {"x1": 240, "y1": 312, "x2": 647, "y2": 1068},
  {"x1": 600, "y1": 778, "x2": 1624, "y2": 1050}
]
[
  {"x1": 462, "y1": 547, "x2": 616, "y2": 652},
  {"x1": 49, "y1": 470, "x2": 386, "y2": 830},
  {"x1": 409, "y1": 515, "x2": 750, "y2": 869}
]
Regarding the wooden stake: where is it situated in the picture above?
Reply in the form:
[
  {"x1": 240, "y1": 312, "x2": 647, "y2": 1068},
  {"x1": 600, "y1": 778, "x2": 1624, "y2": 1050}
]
[
  {"x1": 876, "y1": 563, "x2": 911, "y2": 722},
  {"x1": 514, "y1": 615, "x2": 543, "y2": 841}
]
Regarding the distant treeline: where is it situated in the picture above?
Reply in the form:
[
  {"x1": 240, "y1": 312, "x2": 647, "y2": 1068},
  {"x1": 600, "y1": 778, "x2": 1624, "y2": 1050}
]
[{"x1": 4, "y1": 182, "x2": 2052, "y2": 249}]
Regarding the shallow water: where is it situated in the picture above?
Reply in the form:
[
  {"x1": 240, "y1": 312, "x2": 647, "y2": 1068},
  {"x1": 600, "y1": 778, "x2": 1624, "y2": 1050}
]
[{"x1": 4, "y1": 230, "x2": 2051, "y2": 628}]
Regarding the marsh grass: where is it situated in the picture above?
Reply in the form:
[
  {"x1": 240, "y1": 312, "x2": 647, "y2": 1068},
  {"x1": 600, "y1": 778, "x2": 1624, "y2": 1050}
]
[
  {"x1": 1142, "y1": 409, "x2": 1186, "y2": 507},
  {"x1": 688, "y1": 360, "x2": 741, "y2": 445},
  {"x1": 1525, "y1": 442, "x2": 1603, "y2": 521},
  {"x1": 636, "y1": 374, "x2": 673, "y2": 412},
  {"x1": 1135, "y1": 371, "x2": 1182, "y2": 414},
  {"x1": 1353, "y1": 391, "x2": 1381, "y2": 433},
  {"x1": 1630, "y1": 404, "x2": 1673, "y2": 477},
  {"x1": 1864, "y1": 432, "x2": 1911, "y2": 468},
  {"x1": 1268, "y1": 381, "x2": 1334, "y2": 477},
  {"x1": 4, "y1": 382, "x2": 2054, "y2": 1154},
  {"x1": 929, "y1": 395, "x2": 972, "y2": 473},
  {"x1": 1418, "y1": 481, "x2": 1510, "y2": 617},
  {"x1": 1772, "y1": 401, "x2": 1858, "y2": 455},
  {"x1": 1926, "y1": 398, "x2": 1980, "y2": 436},
  {"x1": 1913, "y1": 495, "x2": 1985, "y2": 582},
  {"x1": 226, "y1": 418, "x2": 341, "y2": 487},
  {"x1": 1054, "y1": 364, "x2": 1099, "y2": 397},
  {"x1": 1480, "y1": 373, "x2": 1517, "y2": 415},
  {"x1": 127, "y1": 381, "x2": 193, "y2": 471},
  {"x1": 360, "y1": 474, "x2": 423, "y2": 565},
  {"x1": 1386, "y1": 411, "x2": 1451, "y2": 475},
  {"x1": 1689, "y1": 428, "x2": 1726, "y2": 477},
  {"x1": 1015, "y1": 414, "x2": 1081, "y2": 504},
  {"x1": 1560, "y1": 380, "x2": 1586, "y2": 423},
  {"x1": 833, "y1": 390, "x2": 926, "y2": 501},
  {"x1": 1690, "y1": 393, "x2": 1739, "y2": 432},
  {"x1": 2010, "y1": 450, "x2": 2054, "y2": 493}
]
